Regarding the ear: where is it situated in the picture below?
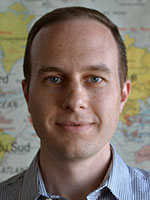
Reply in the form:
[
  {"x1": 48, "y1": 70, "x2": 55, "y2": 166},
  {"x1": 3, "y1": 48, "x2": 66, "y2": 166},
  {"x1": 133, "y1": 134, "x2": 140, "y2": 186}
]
[
  {"x1": 120, "y1": 80, "x2": 131, "y2": 113},
  {"x1": 22, "y1": 79, "x2": 30, "y2": 111}
]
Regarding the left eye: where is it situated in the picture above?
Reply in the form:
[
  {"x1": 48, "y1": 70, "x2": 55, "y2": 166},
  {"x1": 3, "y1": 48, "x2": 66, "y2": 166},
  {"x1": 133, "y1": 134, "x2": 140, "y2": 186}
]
[
  {"x1": 47, "y1": 76, "x2": 62, "y2": 84},
  {"x1": 87, "y1": 76, "x2": 102, "y2": 83}
]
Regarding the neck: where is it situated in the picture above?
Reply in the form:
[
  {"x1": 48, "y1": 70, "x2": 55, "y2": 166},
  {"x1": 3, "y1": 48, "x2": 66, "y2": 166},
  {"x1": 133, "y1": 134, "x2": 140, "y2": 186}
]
[{"x1": 39, "y1": 143, "x2": 112, "y2": 200}]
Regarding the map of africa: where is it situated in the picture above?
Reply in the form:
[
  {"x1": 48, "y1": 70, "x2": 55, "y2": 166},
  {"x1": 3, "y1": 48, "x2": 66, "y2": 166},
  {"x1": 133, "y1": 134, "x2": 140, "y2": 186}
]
[{"x1": 0, "y1": 0, "x2": 150, "y2": 182}]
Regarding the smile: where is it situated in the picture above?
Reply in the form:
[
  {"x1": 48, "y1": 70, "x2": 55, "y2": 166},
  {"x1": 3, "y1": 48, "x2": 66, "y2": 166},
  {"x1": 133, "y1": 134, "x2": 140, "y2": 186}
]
[{"x1": 55, "y1": 122, "x2": 94, "y2": 133}]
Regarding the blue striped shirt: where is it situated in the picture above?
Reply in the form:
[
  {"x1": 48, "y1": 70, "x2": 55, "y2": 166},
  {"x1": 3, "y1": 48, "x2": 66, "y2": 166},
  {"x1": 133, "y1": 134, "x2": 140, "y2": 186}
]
[{"x1": 0, "y1": 146, "x2": 150, "y2": 199}]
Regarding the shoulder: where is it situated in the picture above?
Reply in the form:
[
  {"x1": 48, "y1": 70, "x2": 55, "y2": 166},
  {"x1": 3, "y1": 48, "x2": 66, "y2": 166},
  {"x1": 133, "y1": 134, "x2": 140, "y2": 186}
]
[
  {"x1": 0, "y1": 152, "x2": 39, "y2": 200},
  {"x1": 128, "y1": 165, "x2": 150, "y2": 183},
  {"x1": 128, "y1": 165, "x2": 150, "y2": 199},
  {"x1": 111, "y1": 146, "x2": 150, "y2": 199},
  {"x1": 0, "y1": 170, "x2": 26, "y2": 199}
]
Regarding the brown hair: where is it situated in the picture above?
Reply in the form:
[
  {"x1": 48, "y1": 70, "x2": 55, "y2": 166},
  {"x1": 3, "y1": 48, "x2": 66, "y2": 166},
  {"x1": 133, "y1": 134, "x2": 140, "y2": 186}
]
[{"x1": 23, "y1": 6, "x2": 127, "y2": 89}]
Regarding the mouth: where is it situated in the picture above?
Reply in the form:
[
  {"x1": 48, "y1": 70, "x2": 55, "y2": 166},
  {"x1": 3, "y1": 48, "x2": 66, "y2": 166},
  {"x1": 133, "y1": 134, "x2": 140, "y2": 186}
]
[{"x1": 55, "y1": 122, "x2": 94, "y2": 133}]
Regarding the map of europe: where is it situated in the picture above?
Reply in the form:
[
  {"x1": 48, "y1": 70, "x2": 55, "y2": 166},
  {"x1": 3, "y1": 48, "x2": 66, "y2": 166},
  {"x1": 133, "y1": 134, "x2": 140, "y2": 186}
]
[{"x1": 0, "y1": 0, "x2": 150, "y2": 182}]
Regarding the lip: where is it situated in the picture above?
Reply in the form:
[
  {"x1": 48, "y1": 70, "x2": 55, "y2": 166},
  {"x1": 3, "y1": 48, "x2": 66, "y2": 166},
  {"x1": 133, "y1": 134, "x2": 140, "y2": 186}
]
[{"x1": 55, "y1": 121, "x2": 94, "y2": 133}]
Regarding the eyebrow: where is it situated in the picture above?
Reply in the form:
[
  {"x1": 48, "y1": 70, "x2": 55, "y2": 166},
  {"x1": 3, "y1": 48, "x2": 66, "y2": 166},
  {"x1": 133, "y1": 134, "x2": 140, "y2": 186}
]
[
  {"x1": 38, "y1": 66, "x2": 65, "y2": 75},
  {"x1": 85, "y1": 64, "x2": 111, "y2": 74},
  {"x1": 37, "y1": 64, "x2": 111, "y2": 75}
]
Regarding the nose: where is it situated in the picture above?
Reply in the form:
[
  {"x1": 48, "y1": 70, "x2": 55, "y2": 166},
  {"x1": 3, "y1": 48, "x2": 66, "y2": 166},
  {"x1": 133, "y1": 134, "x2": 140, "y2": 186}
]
[{"x1": 62, "y1": 81, "x2": 88, "y2": 111}]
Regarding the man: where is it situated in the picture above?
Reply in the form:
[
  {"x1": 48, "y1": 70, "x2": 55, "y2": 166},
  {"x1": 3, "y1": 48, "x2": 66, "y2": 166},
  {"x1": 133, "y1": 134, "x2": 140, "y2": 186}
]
[{"x1": 0, "y1": 6, "x2": 149, "y2": 200}]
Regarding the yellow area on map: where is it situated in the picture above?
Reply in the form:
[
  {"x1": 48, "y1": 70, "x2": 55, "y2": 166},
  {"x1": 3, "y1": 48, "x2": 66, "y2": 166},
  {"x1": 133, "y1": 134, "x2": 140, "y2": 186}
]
[
  {"x1": 0, "y1": 3, "x2": 34, "y2": 73},
  {"x1": 120, "y1": 34, "x2": 150, "y2": 124},
  {"x1": 0, "y1": 129, "x2": 15, "y2": 162}
]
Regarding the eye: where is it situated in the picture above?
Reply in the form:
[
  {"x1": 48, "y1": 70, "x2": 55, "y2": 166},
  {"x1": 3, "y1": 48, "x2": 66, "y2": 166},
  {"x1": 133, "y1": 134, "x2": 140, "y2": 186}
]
[
  {"x1": 87, "y1": 76, "x2": 103, "y2": 83},
  {"x1": 46, "y1": 76, "x2": 62, "y2": 84}
]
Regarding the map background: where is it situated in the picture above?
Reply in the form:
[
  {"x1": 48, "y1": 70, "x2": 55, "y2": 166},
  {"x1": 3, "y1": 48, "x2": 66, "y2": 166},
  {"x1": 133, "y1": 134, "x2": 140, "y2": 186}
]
[{"x1": 0, "y1": 0, "x2": 150, "y2": 182}]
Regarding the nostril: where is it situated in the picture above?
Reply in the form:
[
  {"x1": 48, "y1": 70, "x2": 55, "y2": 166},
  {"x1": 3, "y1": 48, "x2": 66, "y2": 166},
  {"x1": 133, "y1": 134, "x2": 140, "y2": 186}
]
[
  {"x1": 62, "y1": 85, "x2": 88, "y2": 111},
  {"x1": 62, "y1": 95, "x2": 87, "y2": 110}
]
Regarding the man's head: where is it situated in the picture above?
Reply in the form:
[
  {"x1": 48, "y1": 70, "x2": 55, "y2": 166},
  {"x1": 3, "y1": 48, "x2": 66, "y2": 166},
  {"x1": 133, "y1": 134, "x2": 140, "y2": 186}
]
[
  {"x1": 22, "y1": 7, "x2": 130, "y2": 161},
  {"x1": 23, "y1": 6, "x2": 127, "y2": 91}
]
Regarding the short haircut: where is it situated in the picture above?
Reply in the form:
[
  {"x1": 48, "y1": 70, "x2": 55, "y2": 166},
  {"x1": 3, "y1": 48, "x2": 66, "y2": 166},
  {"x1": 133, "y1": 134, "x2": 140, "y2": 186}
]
[{"x1": 23, "y1": 6, "x2": 127, "y2": 89}]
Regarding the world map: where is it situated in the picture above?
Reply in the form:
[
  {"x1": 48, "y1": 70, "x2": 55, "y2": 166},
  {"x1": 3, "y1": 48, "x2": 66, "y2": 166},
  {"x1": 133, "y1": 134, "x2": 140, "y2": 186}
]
[{"x1": 0, "y1": 0, "x2": 150, "y2": 182}]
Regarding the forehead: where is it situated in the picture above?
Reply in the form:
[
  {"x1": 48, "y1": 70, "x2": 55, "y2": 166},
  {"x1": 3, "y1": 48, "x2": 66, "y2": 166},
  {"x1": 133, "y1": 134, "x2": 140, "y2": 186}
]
[
  {"x1": 33, "y1": 18, "x2": 117, "y2": 47},
  {"x1": 31, "y1": 18, "x2": 118, "y2": 71}
]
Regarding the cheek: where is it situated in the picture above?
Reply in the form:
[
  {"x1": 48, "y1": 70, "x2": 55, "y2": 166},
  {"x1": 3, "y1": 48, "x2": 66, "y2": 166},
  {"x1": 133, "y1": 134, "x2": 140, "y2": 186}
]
[
  {"x1": 28, "y1": 95, "x2": 59, "y2": 140},
  {"x1": 91, "y1": 90, "x2": 121, "y2": 119},
  {"x1": 28, "y1": 91, "x2": 56, "y2": 123}
]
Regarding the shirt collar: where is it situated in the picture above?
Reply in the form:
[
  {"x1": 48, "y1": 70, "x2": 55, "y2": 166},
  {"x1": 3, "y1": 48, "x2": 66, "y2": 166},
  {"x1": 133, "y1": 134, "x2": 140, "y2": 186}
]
[
  {"x1": 86, "y1": 145, "x2": 133, "y2": 200},
  {"x1": 106, "y1": 146, "x2": 133, "y2": 200},
  {"x1": 38, "y1": 166, "x2": 49, "y2": 198},
  {"x1": 38, "y1": 167, "x2": 67, "y2": 200},
  {"x1": 37, "y1": 155, "x2": 113, "y2": 200},
  {"x1": 19, "y1": 145, "x2": 133, "y2": 200}
]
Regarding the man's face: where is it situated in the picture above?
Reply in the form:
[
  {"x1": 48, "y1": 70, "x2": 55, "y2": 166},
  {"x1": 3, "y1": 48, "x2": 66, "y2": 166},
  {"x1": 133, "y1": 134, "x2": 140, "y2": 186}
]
[{"x1": 23, "y1": 19, "x2": 130, "y2": 161}]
